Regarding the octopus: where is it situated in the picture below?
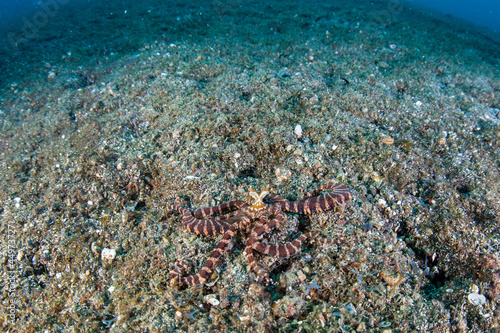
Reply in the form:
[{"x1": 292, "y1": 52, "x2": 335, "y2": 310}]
[{"x1": 168, "y1": 182, "x2": 352, "y2": 287}]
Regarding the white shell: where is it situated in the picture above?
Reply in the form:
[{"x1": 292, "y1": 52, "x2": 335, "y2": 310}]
[{"x1": 468, "y1": 293, "x2": 486, "y2": 306}]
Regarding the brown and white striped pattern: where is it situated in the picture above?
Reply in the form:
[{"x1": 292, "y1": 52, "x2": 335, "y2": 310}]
[
  {"x1": 168, "y1": 182, "x2": 351, "y2": 287},
  {"x1": 170, "y1": 223, "x2": 239, "y2": 286},
  {"x1": 278, "y1": 183, "x2": 351, "y2": 214}
]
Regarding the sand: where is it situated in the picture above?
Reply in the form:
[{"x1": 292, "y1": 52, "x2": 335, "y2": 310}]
[{"x1": 0, "y1": 0, "x2": 499, "y2": 331}]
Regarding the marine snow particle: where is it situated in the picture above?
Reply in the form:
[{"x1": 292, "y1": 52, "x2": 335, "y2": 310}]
[
  {"x1": 294, "y1": 124, "x2": 303, "y2": 138},
  {"x1": 101, "y1": 248, "x2": 116, "y2": 261}
]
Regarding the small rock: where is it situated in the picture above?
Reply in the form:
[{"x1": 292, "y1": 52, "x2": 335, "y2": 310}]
[
  {"x1": 101, "y1": 248, "x2": 116, "y2": 261},
  {"x1": 380, "y1": 136, "x2": 394, "y2": 145},
  {"x1": 297, "y1": 270, "x2": 306, "y2": 283},
  {"x1": 17, "y1": 250, "x2": 24, "y2": 261},
  {"x1": 175, "y1": 310, "x2": 183, "y2": 320},
  {"x1": 204, "y1": 294, "x2": 220, "y2": 306},
  {"x1": 468, "y1": 293, "x2": 486, "y2": 306},
  {"x1": 294, "y1": 124, "x2": 303, "y2": 138}
]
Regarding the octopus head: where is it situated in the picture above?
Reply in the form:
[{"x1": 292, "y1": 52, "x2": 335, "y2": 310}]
[{"x1": 246, "y1": 186, "x2": 270, "y2": 211}]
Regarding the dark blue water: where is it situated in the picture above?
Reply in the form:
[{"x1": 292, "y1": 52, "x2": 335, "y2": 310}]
[
  {"x1": 1, "y1": 0, "x2": 499, "y2": 34},
  {"x1": 403, "y1": 0, "x2": 500, "y2": 34}
]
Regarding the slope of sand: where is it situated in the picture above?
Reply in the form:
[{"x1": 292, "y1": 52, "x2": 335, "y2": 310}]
[{"x1": 0, "y1": 0, "x2": 499, "y2": 331}]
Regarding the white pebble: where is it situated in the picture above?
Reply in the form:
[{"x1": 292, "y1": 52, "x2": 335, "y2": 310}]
[
  {"x1": 468, "y1": 293, "x2": 486, "y2": 306},
  {"x1": 294, "y1": 124, "x2": 303, "y2": 138},
  {"x1": 101, "y1": 248, "x2": 116, "y2": 261},
  {"x1": 204, "y1": 294, "x2": 220, "y2": 306}
]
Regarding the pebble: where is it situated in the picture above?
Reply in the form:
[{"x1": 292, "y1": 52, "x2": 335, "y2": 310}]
[
  {"x1": 204, "y1": 294, "x2": 220, "y2": 306},
  {"x1": 101, "y1": 248, "x2": 116, "y2": 261},
  {"x1": 294, "y1": 124, "x2": 303, "y2": 138},
  {"x1": 17, "y1": 250, "x2": 24, "y2": 261},
  {"x1": 381, "y1": 136, "x2": 394, "y2": 145},
  {"x1": 175, "y1": 310, "x2": 183, "y2": 320},
  {"x1": 468, "y1": 293, "x2": 486, "y2": 306},
  {"x1": 296, "y1": 270, "x2": 306, "y2": 283}
]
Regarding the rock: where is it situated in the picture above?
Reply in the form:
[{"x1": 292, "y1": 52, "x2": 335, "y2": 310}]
[{"x1": 101, "y1": 248, "x2": 116, "y2": 261}]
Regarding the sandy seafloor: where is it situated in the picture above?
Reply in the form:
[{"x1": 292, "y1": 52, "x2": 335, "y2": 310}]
[{"x1": 0, "y1": 0, "x2": 499, "y2": 331}]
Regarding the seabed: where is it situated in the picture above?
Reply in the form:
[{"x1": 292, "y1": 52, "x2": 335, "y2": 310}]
[{"x1": 0, "y1": 0, "x2": 499, "y2": 332}]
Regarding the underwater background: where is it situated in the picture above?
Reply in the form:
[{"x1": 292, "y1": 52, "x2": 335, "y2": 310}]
[{"x1": 0, "y1": 0, "x2": 499, "y2": 331}]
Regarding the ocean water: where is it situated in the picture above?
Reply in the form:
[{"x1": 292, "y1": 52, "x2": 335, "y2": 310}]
[
  {"x1": 1, "y1": 0, "x2": 500, "y2": 35},
  {"x1": 403, "y1": 0, "x2": 500, "y2": 34}
]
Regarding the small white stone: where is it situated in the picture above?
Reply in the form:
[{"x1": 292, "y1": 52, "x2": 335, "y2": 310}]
[
  {"x1": 175, "y1": 310, "x2": 183, "y2": 320},
  {"x1": 108, "y1": 286, "x2": 115, "y2": 293},
  {"x1": 204, "y1": 294, "x2": 220, "y2": 306},
  {"x1": 234, "y1": 152, "x2": 241, "y2": 159},
  {"x1": 101, "y1": 248, "x2": 116, "y2": 261},
  {"x1": 47, "y1": 71, "x2": 56, "y2": 81},
  {"x1": 468, "y1": 293, "x2": 486, "y2": 306},
  {"x1": 294, "y1": 124, "x2": 303, "y2": 138},
  {"x1": 415, "y1": 101, "x2": 423, "y2": 107}
]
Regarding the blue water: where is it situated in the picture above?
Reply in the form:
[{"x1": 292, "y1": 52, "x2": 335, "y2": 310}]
[
  {"x1": 403, "y1": 0, "x2": 500, "y2": 34},
  {"x1": 1, "y1": 0, "x2": 499, "y2": 34}
]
